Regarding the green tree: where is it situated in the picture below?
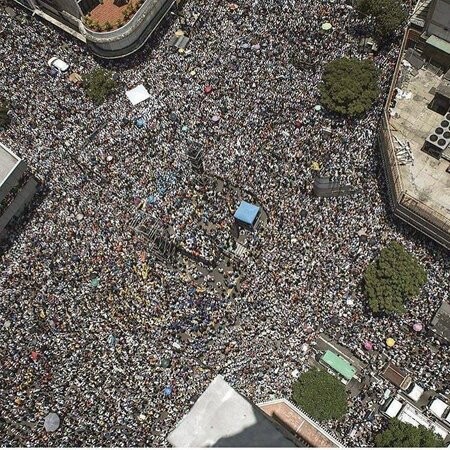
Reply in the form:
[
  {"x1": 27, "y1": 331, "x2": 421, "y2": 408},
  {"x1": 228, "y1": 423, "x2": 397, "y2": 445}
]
[
  {"x1": 319, "y1": 58, "x2": 379, "y2": 116},
  {"x1": 364, "y1": 241, "x2": 427, "y2": 314},
  {"x1": 375, "y1": 418, "x2": 445, "y2": 447},
  {"x1": 356, "y1": 0, "x2": 407, "y2": 41},
  {"x1": 83, "y1": 69, "x2": 117, "y2": 105},
  {"x1": 0, "y1": 99, "x2": 11, "y2": 129},
  {"x1": 292, "y1": 369, "x2": 347, "y2": 421}
]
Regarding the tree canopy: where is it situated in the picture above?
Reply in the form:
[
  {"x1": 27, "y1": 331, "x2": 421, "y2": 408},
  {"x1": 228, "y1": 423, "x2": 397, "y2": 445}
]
[
  {"x1": 364, "y1": 241, "x2": 427, "y2": 314},
  {"x1": 356, "y1": 0, "x2": 407, "y2": 41},
  {"x1": 292, "y1": 369, "x2": 347, "y2": 421},
  {"x1": 375, "y1": 418, "x2": 445, "y2": 447},
  {"x1": 83, "y1": 69, "x2": 117, "y2": 105},
  {"x1": 319, "y1": 58, "x2": 379, "y2": 116},
  {"x1": 0, "y1": 99, "x2": 11, "y2": 129}
]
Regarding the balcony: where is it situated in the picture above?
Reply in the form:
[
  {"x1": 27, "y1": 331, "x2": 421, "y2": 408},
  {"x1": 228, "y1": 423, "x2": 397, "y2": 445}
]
[{"x1": 81, "y1": 0, "x2": 175, "y2": 58}]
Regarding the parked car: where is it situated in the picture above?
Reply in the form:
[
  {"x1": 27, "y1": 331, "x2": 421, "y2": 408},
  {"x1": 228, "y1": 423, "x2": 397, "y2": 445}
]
[{"x1": 47, "y1": 57, "x2": 69, "y2": 73}]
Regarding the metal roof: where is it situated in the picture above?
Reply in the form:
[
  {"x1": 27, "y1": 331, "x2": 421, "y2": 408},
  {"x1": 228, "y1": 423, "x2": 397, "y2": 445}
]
[
  {"x1": 382, "y1": 362, "x2": 411, "y2": 389},
  {"x1": 385, "y1": 398, "x2": 403, "y2": 418},
  {"x1": 320, "y1": 350, "x2": 356, "y2": 381},
  {"x1": 430, "y1": 398, "x2": 449, "y2": 418},
  {"x1": 431, "y1": 301, "x2": 450, "y2": 341},
  {"x1": 426, "y1": 34, "x2": 450, "y2": 54},
  {"x1": 234, "y1": 201, "x2": 260, "y2": 225}
]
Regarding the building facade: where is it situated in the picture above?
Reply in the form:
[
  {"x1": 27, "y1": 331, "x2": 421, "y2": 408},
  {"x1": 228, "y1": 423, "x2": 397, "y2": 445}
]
[
  {"x1": 0, "y1": 143, "x2": 37, "y2": 235},
  {"x1": 12, "y1": 0, "x2": 176, "y2": 58},
  {"x1": 410, "y1": 0, "x2": 450, "y2": 71},
  {"x1": 377, "y1": 0, "x2": 450, "y2": 250}
]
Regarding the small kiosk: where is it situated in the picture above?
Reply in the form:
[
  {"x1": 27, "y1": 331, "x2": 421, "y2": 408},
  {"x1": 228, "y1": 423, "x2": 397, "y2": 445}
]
[{"x1": 234, "y1": 201, "x2": 261, "y2": 231}]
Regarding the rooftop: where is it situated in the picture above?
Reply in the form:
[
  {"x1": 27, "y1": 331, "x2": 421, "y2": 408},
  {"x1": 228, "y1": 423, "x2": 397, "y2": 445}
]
[
  {"x1": 431, "y1": 301, "x2": 450, "y2": 342},
  {"x1": 167, "y1": 375, "x2": 298, "y2": 447},
  {"x1": 259, "y1": 399, "x2": 343, "y2": 448},
  {"x1": 382, "y1": 362, "x2": 410, "y2": 388},
  {"x1": 0, "y1": 143, "x2": 21, "y2": 185},
  {"x1": 234, "y1": 201, "x2": 260, "y2": 225},
  {"x1": 320, "y1": 350, "x2": 356, "y2": 381},
  {"x1": 389, "y1": 66, "x2": 450, "y2": 221}
]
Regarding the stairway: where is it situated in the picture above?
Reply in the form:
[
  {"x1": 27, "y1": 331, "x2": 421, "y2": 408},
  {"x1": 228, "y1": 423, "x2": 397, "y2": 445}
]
[{"x1": 234, "y1": 242, "x2": 248, "y2": 259}]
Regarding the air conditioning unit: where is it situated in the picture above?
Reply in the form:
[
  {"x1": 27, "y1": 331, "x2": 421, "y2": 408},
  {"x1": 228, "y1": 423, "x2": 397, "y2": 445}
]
[{"x1": 423, "y1": 113, "x2": 450, "y2": 159}]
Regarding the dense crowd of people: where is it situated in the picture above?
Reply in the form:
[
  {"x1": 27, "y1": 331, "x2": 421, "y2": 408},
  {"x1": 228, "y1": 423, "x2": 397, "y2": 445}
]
[{"x1": 0, "y1": 0, "x2": 449, "y2": 446}]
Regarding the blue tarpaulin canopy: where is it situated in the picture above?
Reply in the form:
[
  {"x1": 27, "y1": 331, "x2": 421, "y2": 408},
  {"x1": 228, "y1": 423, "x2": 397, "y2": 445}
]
[
  {"x1": 234, "y1": 201, "x2": 260, "y2": 226},
  {"x1": 163, "y1": 386, "x2": 173, "y2": 397},
  {"x1": 135, "y1": 118, "x2": 145, "y2": 128}
]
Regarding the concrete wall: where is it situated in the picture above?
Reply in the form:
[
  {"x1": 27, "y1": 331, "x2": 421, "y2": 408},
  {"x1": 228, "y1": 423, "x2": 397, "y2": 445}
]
[
  {"x1": 0, "y1": 160, "x2": 27, "y2": 204},
  {"x1": 378, "y1": 116, "x2": 450, "y2": 250},
  {"x1": 425, "y1": 0, "x2": 450, "y2": 42},
  {"x1": 0, "y1": 178, "x2": 38, "y2": 232},
  {"x1": 36, "y1": 0, "x2": 81, "y2": 19}
]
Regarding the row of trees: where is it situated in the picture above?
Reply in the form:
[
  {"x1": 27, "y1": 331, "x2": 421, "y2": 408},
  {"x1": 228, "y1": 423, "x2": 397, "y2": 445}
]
[
  {"x1": 318, "y1": 0, "x2": 407, "y2": 117},
  {"x1": 356, "y1": 0, "x2": 407, "y2": 41},
  {"x1": 290, "y1": 5, "x2": 418, "y2": 445},
  {"x1": 375, "y1": 418, "x2": 445, "y2": 447},
  {"x1": 291, "y1": 370, "x2": 444, "y2": 447}
]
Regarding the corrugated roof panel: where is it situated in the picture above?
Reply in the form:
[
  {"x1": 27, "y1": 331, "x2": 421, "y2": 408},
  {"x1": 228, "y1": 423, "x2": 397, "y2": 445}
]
[{"x1": 320, "y1": 350, "x2": 356, "y2": 380}]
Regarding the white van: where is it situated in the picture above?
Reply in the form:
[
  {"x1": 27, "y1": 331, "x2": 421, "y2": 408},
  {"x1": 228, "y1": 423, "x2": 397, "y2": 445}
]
[
  {"x1": 404, "y1": 383, "x2": 424, "y2": 402},
  {"x1": 48, "y1": 57, "x2": 69, "y2": 73},
  {"x1": 429, "y1": 397, "x2": 450, "y2": 420},
  {"x1": 383, "y1": 397, "x2": 403, "y2": 418}
]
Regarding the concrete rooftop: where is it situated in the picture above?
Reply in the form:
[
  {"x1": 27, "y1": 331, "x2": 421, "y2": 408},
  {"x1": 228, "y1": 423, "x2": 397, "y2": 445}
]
[
  {"x1": 167, "y1": 375, "x2": 297, "y2": 447},
  {"x1": 259, "y1": 399, "x2": 343, "y2": 448},
  {"x1": 0, "y1": 143, "x2": 20, "y2": 185},
  {"x1": 390, "y1": 66, "x2": 450, "y2": 220}
]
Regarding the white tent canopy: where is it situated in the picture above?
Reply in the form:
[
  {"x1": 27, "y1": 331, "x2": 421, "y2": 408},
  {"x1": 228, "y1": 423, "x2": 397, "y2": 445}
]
[
  {"x1": 384, "y1": 398, "x2": 403, "y2": 418},
  {"x1": 429, "y1": 398, "x2": 449, "y2": 418},
  {"x1": 126, "y1": 84, "x2": 150, "y2": 106},
  {"x1": 405, "y1": 384, "x2": 424, "y2": 402}
]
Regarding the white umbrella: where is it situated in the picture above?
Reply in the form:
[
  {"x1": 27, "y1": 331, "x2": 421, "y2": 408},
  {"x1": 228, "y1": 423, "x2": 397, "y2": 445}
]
[
  {"x1": 5, "y1": 6, "x2": 17, "y2": 17},
  {"x1": 44, "y1": 413, "x2": 60, "y2": 432},
  {"x1": 321, "y1": 22, "x2": 332, "y2": 31}
]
